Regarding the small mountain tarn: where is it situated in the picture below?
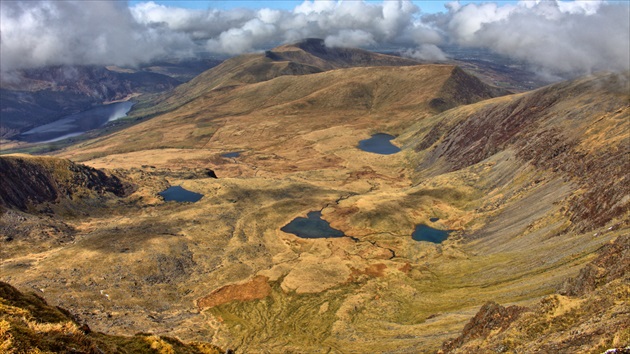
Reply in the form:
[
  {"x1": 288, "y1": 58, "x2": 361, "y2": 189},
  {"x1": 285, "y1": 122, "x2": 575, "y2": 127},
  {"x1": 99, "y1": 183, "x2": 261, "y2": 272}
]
[
  {"x1": 159, "y1": 186, "x2": 204, "y2": 203},
  {"x1": 412, "y1": 224, "x2": 451, "y2": 243},
  {"x1": 281, "y1": 211, "x2": 345, "y2": 238},
  {"x1": 358, "y1": 133, "x2": 401, "y2": 155},
  {"x1": 220, "y1": 151, "x2": 242, "y2": 158}
]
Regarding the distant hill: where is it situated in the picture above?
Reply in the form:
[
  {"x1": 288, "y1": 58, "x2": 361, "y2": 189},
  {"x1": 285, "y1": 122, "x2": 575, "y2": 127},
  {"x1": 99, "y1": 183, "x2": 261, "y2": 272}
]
[{"x1": 133, "y1": 38, "x2": 426, "y2": 118}]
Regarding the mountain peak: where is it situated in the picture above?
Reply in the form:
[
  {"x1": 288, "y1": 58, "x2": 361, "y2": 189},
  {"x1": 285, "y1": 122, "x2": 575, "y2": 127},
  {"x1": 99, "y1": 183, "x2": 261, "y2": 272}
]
[
  {"x1": 268, "y1": 38, "x2": 419, "y2": 70},
  {"x1": 293, "y1": 38, "x2": 327, "y2": 51}
]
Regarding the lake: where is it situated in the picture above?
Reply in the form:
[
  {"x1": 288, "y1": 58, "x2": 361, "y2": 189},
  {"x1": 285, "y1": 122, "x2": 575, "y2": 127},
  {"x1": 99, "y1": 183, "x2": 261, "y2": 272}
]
[
  {"x1": 412, "y1": 224, "x2": 450, "y2": 243},
  {"x1": 358, "y1": 133, "x2": 401, "y2": 155},
  {"x1": 221, "y1": 151, "x2": 242, "y2": 158},
  {"x1": 18, "y1": 101, "x2": 134, "y2": 143},
  {"x1": 281, "y1": 211, "x2": 345, "y2": 238},
  {"x1": 159, "y1": 186, "x2": 204, "y2": 203}
]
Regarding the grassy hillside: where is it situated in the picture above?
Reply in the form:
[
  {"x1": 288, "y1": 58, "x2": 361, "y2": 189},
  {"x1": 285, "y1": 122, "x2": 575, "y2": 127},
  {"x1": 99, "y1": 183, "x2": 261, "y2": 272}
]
[
  {"x1": 128, "y1": 38, "x2": 423, "y2": 120},
  {"x1": 58, "y1": 64, "x2": 506, "y2": 163}
]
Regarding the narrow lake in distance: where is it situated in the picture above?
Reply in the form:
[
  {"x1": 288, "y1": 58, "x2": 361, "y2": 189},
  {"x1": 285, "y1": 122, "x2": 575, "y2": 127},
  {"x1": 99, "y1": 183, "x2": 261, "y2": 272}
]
[{"x1": 18, "y1": 101, "x2": 134, "y2": 143}]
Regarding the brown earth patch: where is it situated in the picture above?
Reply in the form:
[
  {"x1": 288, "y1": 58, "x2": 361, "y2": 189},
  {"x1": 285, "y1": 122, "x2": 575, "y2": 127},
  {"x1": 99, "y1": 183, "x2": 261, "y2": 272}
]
[
  {"x1": 398, "y1": 262, "x2": 412, "y2": 274},
  {"x1": 197, "y1": 275, "x2": 271, "y2": 309},
  {"x1": 348, "y1": 263, "x2": 387, "y2": 282}
]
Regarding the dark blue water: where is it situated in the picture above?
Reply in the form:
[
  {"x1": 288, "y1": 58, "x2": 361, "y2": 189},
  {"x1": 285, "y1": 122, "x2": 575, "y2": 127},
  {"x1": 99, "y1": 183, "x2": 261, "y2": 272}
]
[
  {"x1": 358, "y1": 133, "x2": 401, "y2": 155},
  {"x1": 429, "y1": 217, "x2": 440, "y2": 222},
  {"x1": 159, "y1": 186, "x2": 204, "y2": 203},
  {"x1": 221, "y1": 151, "x2": 241, "y2": 158},
  {"x1": 18, "y1": 101, "x2": 134, "y2": 143},
  {"x1": 281, "y1": 211, "x2": 345, "y2": 238},
  {"x1": 412, "y1": 224, "x2": 450, "y2": 243}
]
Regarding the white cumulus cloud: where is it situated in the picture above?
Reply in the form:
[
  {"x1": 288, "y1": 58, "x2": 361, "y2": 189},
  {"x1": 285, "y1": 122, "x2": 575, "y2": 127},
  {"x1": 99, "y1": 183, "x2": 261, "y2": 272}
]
[{"x1": 0, "y1": 0, "x2": 627, "y2": 78}]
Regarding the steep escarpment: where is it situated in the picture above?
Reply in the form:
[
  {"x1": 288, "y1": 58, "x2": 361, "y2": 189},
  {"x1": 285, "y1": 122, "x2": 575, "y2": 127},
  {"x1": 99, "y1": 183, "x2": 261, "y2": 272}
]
[
  {"x1": 0, "y1": 154, "x2": 131, "y2": 211},
  {"x1": 429, "y1": 66, "x2": 509, "y2": 112}
]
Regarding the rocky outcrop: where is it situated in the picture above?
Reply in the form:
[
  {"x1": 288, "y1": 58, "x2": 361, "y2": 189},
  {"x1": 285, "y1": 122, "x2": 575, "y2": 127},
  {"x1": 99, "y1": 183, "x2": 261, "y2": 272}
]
[
  {"x1": 441, "y1": 302, "x2": 527, "y2": 353},
  {"x1": 0, "y1": 155, "x2": 131, "y2": 211},
  {"x1": 441, "y1": 234, "x2": 630, "y2": 353},
  {"x1": 561, "y1": 234, "x2": 630, "y2": 296}
]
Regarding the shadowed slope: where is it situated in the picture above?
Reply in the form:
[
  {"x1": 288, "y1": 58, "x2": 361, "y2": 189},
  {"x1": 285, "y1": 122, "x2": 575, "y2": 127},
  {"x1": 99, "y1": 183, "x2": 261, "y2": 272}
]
[
  {"x1": 0, "y1": 154, "x2": 130, "y2": 211},
  {"x1": 442, "y1": 234, "x2": 629, "y2": 353}
]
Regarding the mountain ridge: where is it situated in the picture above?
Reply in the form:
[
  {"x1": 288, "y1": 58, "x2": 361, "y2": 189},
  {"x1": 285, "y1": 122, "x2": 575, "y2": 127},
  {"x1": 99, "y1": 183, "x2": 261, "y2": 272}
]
[{"x1": 131, "y1": 38, "x2": 426, "y2": 119}]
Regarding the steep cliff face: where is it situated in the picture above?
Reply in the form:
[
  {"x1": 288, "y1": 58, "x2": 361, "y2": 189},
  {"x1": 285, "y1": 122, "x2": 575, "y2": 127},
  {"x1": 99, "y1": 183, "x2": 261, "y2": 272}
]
[
  {"x1": 429, "y1": 66, "x2": 509, "y2": 112},
  {"x1": 0, "y1": 155, "x2": 130, "y2": 211}
]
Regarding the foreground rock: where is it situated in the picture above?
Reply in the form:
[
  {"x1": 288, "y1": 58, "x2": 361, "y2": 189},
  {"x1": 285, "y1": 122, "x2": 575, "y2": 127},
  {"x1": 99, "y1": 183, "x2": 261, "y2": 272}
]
[
  {"x1": 441, "y1": 234, "x2": 630, "y2": 353},
  {"x1": 0, "y1": 281, "x2": 224, "y2": 353}
]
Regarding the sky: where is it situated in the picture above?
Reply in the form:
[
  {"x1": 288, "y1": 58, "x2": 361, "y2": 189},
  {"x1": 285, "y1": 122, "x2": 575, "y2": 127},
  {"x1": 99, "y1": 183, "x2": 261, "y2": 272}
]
[
  {"x1": 126, "y1": 1, "x2": 515, "y2": 13},
  {"x1": 1, "y1": 0, "x2": 628, "y2": 78}
]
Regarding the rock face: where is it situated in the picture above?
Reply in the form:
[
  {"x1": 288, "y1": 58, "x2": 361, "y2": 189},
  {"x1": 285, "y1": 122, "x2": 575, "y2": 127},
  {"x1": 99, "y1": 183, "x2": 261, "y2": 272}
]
[
  {"x1": 441, "y1": 234, "x2": 630, "y2": 353},
  {"x1": 414, "y1": 72, "x2": 630, "y2": 232},
  {"x1": 561, "y1": 234, "x2": 630, "y2": 297},
  {"x1": 441, "y1": 302, "x2": 527, "y2": 353},
  {"x1": 0, "y1": 155, "x2": 130, "y2": 211}
]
